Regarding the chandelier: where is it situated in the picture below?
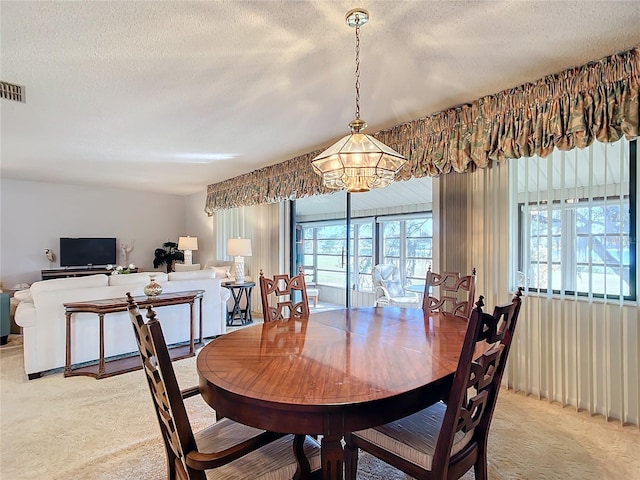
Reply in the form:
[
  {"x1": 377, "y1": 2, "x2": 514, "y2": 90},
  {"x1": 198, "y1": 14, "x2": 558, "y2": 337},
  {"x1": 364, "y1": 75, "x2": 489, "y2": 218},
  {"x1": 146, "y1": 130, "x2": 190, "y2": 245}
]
[{"x1": 311, "y1": 8, "x2": 407, "y2": 193}]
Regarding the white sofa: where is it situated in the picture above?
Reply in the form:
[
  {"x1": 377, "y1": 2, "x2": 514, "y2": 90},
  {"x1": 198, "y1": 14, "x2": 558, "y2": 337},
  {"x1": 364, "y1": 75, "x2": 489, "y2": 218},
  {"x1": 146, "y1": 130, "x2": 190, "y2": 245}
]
[
  {"x1": 174, "y1": 263, "x2": 201, "y2": 272},
  {"x1": 15, "y1": 271, "x2": 231, "y2": 379}
]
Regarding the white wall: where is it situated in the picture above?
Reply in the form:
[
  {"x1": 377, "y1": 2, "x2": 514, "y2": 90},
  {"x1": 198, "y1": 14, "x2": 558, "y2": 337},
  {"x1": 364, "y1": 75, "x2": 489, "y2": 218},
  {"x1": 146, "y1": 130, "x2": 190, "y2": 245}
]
[
  {"x1": 185, "y1": 189, "x2": 215, "y2": 266},
  {"x1": 0, "y1": 179, "x2": 194, "y2": 288}
]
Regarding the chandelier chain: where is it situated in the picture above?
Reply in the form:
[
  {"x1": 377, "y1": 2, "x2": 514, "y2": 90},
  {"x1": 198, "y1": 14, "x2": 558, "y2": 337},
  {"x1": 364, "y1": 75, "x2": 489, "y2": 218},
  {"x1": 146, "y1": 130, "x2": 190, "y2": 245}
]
[
  {"x1": 354, "y1": 20, "x2": 361, "y2": 120},
  {"x1": 311, "y1": 8, "x2": 407, "y2": 193}
]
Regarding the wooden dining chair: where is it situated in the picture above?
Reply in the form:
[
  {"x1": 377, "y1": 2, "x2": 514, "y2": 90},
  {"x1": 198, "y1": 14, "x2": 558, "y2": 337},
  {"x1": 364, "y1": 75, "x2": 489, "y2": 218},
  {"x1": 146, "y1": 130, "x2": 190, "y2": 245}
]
[
  {"x1": 345, "y1": 288, "x2": 523, "y2": 480},
  {"x1": 259, "y1": 267, "x2": 310, "y2": 321},
  {"x1": 125, "y1": 293, "x2": 321, "y2": 480},
  {"x1": 422, "y1": 267, "x2": 477, "y2": 318}
]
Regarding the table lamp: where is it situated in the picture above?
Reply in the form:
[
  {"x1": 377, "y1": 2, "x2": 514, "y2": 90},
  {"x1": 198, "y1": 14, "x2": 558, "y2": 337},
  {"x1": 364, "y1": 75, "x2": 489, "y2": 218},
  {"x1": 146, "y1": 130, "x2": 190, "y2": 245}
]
[
  {"x1": 227, "y1": 238, "x2": 252, "y2": 283},
  {"x1": 178, "y1": 236, "x2": 198, "y2": 265}
]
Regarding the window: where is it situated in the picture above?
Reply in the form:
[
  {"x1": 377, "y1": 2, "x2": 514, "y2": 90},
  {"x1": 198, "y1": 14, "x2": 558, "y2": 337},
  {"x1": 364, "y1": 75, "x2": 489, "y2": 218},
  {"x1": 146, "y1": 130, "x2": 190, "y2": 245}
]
[
  {"x1": 313, "y1": 224, "x2": 347, "y2": 288},
  {"x1": 301, "y1": 220, "x2": 374, "y2": 290},
  {"x1": 300, "y1": 213, "x2": 433, "y2": 291},
  {"x1": 301, "y1": 226, "x2": 316, "y2": 283},
  {"x1": 352, "y1": 221, "x2": 374, "y2": 290},
  {"x1": 295, "y1": 176, "x2": 433, "y2": 300},
  {"x1": 379, "y1": 215, "x2": 433, "y2": 287},
  {"x1": 513, "y1": 139, "x2": 636, "y2": 299}
]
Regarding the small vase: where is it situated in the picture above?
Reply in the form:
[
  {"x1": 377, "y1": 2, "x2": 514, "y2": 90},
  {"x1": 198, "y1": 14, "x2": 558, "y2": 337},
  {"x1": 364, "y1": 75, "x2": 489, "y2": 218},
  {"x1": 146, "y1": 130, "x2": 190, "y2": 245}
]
[{"x1": 144, "y1": 279, "x2": 163, "y2": 296}]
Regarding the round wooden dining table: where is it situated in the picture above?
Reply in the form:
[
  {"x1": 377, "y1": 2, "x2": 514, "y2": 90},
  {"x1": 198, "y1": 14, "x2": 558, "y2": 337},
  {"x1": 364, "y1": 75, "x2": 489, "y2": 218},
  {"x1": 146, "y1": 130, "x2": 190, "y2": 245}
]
[{"x1": 197, "y1": 306, "x2": 469, "y2": 480}]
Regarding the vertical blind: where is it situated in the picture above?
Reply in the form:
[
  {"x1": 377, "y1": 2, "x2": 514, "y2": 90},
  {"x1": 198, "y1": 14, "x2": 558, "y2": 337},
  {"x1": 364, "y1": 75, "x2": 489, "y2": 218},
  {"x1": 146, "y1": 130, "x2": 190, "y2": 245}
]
[{"x1": 500, "y1": 139, "x2": 638, "y2": 427}]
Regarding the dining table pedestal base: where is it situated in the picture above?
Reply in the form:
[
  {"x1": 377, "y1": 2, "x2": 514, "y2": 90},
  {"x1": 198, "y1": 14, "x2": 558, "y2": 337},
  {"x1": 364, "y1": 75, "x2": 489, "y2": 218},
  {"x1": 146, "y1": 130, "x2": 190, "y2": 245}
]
[{"x1": 321, "y1": 434, "x2": 345, "y2": 480}]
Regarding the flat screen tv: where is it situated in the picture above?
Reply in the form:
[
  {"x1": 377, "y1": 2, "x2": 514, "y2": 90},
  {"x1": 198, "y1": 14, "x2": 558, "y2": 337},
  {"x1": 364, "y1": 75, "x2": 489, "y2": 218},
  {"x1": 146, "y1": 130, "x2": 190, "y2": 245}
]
[{"x1": 59, "y1": 237, "x2": 117, "y2": 267}]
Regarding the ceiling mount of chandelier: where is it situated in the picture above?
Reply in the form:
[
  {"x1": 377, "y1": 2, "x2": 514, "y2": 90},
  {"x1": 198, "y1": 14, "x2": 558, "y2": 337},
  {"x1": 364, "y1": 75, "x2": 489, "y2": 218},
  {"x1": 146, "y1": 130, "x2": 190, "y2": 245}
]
[{"x1": 311, "y1": 8, "x2": 407, "y2": 193}]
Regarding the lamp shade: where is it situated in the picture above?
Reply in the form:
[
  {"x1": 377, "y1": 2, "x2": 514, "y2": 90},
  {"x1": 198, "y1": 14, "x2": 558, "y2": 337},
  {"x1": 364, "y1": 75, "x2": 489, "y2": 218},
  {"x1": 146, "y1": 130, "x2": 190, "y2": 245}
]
[
  {"x1": 178, "y1": 236, "x2": 198, "y2": 251},
  {"x1": 227, "y1": 238, "x2": 252, "y2": 257}
]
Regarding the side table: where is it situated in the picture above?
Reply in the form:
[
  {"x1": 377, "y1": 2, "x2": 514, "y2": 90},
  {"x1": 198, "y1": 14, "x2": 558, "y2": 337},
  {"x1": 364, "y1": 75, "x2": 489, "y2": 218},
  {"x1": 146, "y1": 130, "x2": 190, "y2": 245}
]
[
  {"x1": 64, "y1": 290, "x2": 204, "y2": 379},
  {"x1": 222, "y1": 281, "x2": 255, "y2": 326}
]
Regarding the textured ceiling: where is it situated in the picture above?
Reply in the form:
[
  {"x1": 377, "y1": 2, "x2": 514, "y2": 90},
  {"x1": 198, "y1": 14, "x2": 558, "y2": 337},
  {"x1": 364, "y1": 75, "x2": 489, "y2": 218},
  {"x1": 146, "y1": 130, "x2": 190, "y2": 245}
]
[{"x1": 1, "y1": 1, "x2": 639, "y2": 196}]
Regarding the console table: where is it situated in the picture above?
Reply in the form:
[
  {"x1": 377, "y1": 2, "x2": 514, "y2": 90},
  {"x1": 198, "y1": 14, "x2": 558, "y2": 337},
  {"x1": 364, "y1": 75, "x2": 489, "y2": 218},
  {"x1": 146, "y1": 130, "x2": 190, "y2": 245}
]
[
  {"x1": 222, "y1": 281, "x2": 255, "y2": 326},
  {"x1": 42, "y1": 267, "x2": 138, "y2": 280},
  {"x1": 64, "y1": 290, "x2": 204, "y2": 379}
]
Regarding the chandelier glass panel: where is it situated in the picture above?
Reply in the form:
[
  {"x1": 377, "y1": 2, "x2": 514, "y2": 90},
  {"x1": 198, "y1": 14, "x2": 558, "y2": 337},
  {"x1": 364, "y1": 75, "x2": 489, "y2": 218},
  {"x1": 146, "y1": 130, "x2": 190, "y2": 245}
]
[{"x1": 311, "y1": 8, "x2": 407, "y2": 193}]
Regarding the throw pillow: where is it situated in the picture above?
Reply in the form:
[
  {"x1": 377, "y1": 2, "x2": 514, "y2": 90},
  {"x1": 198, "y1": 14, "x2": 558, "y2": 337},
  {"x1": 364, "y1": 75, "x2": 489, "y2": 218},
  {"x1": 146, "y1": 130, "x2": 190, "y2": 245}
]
[
  {"x1": 174, "y1": 263, "x2": 201, "y2": 272},
  {"x1": 209, "y1": 266, "x2": 231, "y2": 279},
  {"x1": 13, "y1": 289, "x2": 33, "y2": 303},
  {"x1": 168, "y1": 270, "x2": 216, "y2": 281}
]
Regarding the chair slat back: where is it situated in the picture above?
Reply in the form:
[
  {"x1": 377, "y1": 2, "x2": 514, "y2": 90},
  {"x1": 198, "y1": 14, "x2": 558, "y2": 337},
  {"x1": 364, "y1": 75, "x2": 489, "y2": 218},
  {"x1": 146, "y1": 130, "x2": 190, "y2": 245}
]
[
  {"x1": 259, "y1": 268, "x2": 309, "y2": 321},
  {"x1": 126, "y1": 293, "x2": 200, "y2": 480},
  {"x1": 432, "y1": 288, "x2": 523, "y2": 473},
  {"x1": 422, "y1": 267, "x2": 476, "y2": 318},
  {"x1": 475, "y1": 287, "x2": 524, "y2": 435}
]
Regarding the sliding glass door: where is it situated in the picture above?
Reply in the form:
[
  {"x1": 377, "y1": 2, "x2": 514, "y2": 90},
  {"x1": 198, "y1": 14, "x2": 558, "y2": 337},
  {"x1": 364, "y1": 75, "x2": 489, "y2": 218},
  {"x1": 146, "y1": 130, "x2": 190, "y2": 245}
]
[
  {"x1": 294, "y1": 191, "x2": 348, "y2": 307},
  {"x1": 294, "y1": 176, "x2": 433, "y2": 308}
]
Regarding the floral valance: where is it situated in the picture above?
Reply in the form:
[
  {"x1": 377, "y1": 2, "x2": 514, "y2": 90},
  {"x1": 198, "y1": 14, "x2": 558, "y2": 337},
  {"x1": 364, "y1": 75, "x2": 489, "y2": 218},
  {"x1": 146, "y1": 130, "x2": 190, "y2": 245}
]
[{"x1": 205, "y1": 46, "x2": 639, "y2": 215}]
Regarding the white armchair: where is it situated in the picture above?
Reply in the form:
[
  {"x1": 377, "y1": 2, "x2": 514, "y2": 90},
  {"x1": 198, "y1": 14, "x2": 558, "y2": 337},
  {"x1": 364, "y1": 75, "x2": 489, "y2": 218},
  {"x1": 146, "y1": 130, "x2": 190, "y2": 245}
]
[{"x1": 372, "y1": 264, "x2": 421, "y2": 308}]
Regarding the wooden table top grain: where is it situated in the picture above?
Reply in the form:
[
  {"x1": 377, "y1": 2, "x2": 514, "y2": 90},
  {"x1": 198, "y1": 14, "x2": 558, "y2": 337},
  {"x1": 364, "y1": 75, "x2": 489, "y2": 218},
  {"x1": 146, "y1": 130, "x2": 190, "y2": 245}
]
[{"x1": 197, "y1": 307, "x2": 470, "y2": 480}]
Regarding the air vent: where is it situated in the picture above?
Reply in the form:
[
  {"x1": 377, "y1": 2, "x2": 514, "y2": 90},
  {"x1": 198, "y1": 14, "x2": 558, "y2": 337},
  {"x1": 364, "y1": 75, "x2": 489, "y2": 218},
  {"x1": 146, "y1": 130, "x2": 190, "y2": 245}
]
[{"x1": 1, "y1": 81, "x2": 25, "y2": 103}]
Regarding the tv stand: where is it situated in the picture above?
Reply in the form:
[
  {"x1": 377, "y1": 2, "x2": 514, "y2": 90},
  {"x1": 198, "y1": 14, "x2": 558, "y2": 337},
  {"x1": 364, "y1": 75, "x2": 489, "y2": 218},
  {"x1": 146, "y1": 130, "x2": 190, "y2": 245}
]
[{"x1": 41, "y1": 266, "x2": 137, "y2": 280}]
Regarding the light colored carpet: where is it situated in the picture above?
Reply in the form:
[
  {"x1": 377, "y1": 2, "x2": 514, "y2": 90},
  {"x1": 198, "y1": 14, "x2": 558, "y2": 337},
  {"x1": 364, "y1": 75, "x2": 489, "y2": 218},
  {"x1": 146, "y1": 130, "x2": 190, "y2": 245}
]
[{"x1": 1, "y1": 338, "x2": 639, "y2": 480}]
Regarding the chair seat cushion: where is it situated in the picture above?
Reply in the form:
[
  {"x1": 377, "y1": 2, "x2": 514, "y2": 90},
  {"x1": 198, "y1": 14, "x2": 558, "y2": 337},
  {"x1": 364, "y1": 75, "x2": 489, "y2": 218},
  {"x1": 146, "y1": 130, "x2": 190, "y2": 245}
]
[
  {"x1": 351, "y1": 401, "x2": 473, "y2": 470},
  {"x1": 197, "y1": 418, "x2": 321, "y2": 480}
]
